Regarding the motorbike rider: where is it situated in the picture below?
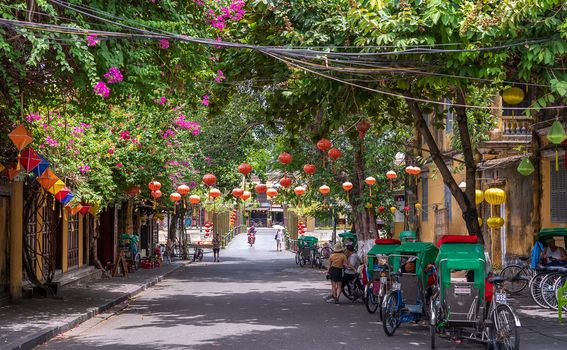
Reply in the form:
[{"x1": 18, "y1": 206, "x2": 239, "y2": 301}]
[
  {"x1": 342, "y1": 245, "x2": 363, "y2": 294},
  {"x1": 247, "y1": 223, "x2": 256, "y2": 245}
]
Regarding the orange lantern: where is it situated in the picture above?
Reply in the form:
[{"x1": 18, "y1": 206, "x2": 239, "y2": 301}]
[
  {"x1": 279, "y1": 176, "x2": 292, "y2": 188},
  {"x1": 148, "y1": 180, "x2": 161, "y2": 191},
  {"x1": 303, "y1": 164, "x2": 316, "y2": 175},
  {"x1": 127, "y1": 186, "x2": 141, "y2": 197},
  {"x1": 232, "y1": 187, "x2": 244, "y2": 198},
  {"x1": 255, "y1": 184, "x2": 267, "y2": 194},
  {"x1": 8, "y1": 124, "x2": 33, "y2": 171},
  {"x1": 209, "y1": 188, "x2": 221, "y2": 198},
  {"x1": 202, "y1": 173, "x2": 217, "y2": 187},
  {"x1": 267, "y1": 188, "x2": 278, "y2": 198},
  {"x1": 278, "y1": 152, "x2": 293, "y2": 165},
  {"x1": 177, "y1": 184, "x2": 190, "y2": 195},
  {"x1": 151, "y1": 190, "x2": 162, "y2": 198},
  {"x1": 328, "y1": 148, "x2": 342, "y2": 160},
  {"x1": 189, "y1": 194, "x2": 201, "y2": 205},
  {"x1": 37, "y1": 168, "x2": 60, "y2": 191},
  {"x1": 316, "y1": 138, "x2": 332, "y2": 152},
  {"x1": 365, "y1": 176, "x2": 376, "y2": 197},
  {"x1": 241, "y1": 190, "x2": 251, "y2": 201},
  {"x1": 319, "y1": 185, "x2": 330, "y2": 195},
  {"x1": 170, "y1": 192, "x2": 182, "y2": 202},
  {"x1": 356, "y1": 120, "x2": 371, "y2": 140},
  {"x1": 342, "y1": 181, "x2": 353, "y2": 201},
  {"x1": 238, "y1": 162, "x2": 252, "y2": 176},
  {"x1": 294, "y1": 186, "x2": 306, "y2": 196},
  {"x1": 386, "y1": 170, "x2": 397, "y2": 179}
]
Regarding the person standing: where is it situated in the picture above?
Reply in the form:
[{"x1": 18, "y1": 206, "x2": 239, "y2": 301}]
[
  {"x1": 164, "y1": 239, "x2": 173, "y2": 264},
  {"x1": 326, "y1": 243, "x2": 353, "y2": 304},
  {"x1": 212, "y1": 234, "x2": 221, "y2": 262},
  {"x1": 275, "y1": 229, "x2": 284, "y2": 252}
]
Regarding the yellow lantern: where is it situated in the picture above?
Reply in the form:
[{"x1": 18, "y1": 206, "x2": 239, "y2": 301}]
[
  {"x1": 365, "y1": 202, "x2": 373, "y2": 209},
  {"x1": 484, "y1": 187, "x2": 506, "y2": 205},
  {"x1": 502, "y1": 87, "x2": 525, "y2": 105},
  {"x1": 390, "y1": 206, "x2": 397, "y2": 214},
  {"x1": 487, "y1": 216, "x2": 505, "y2": 229},
  {"x1": 415, "y1": 203, "x2": 422, "y2": 211},
  {"x1": 475, "y1": 190, "x2": 484, "y2": 205}
]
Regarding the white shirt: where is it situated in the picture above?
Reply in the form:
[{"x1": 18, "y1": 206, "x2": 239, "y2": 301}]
[
  {"x1": 345, "y1": 253, "x2": 361, "y2": 275},
  {"x1": 276, "y1": 230, "x2": 284, "y2": 241}
]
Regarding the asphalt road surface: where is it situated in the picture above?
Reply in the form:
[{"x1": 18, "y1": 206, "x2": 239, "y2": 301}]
[{"x1": 37, "y1": 229, "x2": 559, "y2": 350}]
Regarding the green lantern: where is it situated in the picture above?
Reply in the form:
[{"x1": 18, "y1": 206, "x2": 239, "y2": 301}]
[
  {"x1": 517, "y1": 157, "x2": 535, "y2": 176},
  {"x1": 547, "y1": 120, "x2": 567, "y2": 171}
]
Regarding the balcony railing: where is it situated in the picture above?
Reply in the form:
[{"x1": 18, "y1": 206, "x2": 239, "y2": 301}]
[{"x1": 501, "y1": 116, "x2": 532, "y2": 136}]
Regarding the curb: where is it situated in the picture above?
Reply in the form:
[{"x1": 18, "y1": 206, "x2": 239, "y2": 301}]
[{"x1": 6, "y1": 262, "x2": 187, "y2": 350}]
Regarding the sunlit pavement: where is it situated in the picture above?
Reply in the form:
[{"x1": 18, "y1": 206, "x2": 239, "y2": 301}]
[{"x1": 37, "y1": 229, "x2": 565, "y2": 350}]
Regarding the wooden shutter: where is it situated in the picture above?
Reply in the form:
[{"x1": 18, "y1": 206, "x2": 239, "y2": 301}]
[{"x1": 550, "y1": 164, "x2": 567, "y2": 223}]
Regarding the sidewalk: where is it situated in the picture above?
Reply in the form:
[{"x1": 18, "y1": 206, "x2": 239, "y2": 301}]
[{"x1": 0, "y1": 261, "x2": 187, "y2": 350}]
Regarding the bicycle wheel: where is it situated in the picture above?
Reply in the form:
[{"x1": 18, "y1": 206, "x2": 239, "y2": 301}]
[
  {"x1": 295, "y1": 252, "x2": 300, "y2": 265},
  {"x1": 382, "y1": 291, "x2": 401, "y2": 336},
  {"x1": 342, "y1": 282, "x2": 355, "y2": 301},
  {"x1": 430, "y1": 298, "x2": 438, "y2": 349},
  {"x1": 540, "y1": 273, "x2": 561, "y2": 309},
  {"x1": 491, "y1": 304, "x2": 519, "y2": 350},
  {"x1": 529, "y1": 272, "x2": 547, "y2": 308},
  {"x1": 555, "y1": 275, "x2": 567, "y2": 312},
  {"x1": 500, "y1": 265, "x2": 529, "y2": 294},
  {"x1": 365, "y1": 284, "x2": 379, "y2": 314},
  {"x1": 299, "y1": 256, "x2": 305, "y2": 267}
]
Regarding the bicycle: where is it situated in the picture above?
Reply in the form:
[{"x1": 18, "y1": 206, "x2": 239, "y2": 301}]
[
  {"x1": 486, "y1": 276, "x2": 521, "y2": 350},
  {"x1": 499, "y1": 256, "x2": 533, "y2": 294}
]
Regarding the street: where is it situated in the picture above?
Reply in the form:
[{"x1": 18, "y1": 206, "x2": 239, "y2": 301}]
[{"x1": 37, "y1": 229, "x2": 562, "y2": 350}]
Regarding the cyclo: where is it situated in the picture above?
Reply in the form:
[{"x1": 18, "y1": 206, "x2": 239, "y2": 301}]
[
  {"x1": 365, "y1": 238, "x2": 401, "y2": 315},
  {"x1": 382, "y1": 241, "x2": 439, "y2": 336},
  {"x1": 430, "y1": 235, "x2": 520, "y2": 350},
  {"x1": 295, "y1": 236, "x2": 321, "y2": 268},
  {"x1": 339, "y1": 231, "x2": 358, "y2": 251}
]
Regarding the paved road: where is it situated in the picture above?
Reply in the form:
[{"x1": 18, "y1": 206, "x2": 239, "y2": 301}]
[{"x1": 37, "y1": 229, "x2": 563, "y2": 350}]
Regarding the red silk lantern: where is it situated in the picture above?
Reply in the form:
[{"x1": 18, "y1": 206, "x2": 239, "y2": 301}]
[
  {"x1": 151, "y1": 190, "x2": 162, "y2": 198},
  {"x1": 280, "y1": 176, "x2": 292, "y2": 188},
  {"x1": 238, "y1": 162, "x2": 252, "y2": 176},
  {"x1": 328, "y1": 148, "x2": 342, "y2": 160},
  {"x1": 255, "y1": 184, "x2": 267, "y2": 194},
  {"x1": 19, "y1": 147, "x2": 41, "y2": 172},
  {"x1": 278, "y1": 152, "x2": 293, "y2": 165},
  {"x1": 386, "y1": 171, "x2": 397, "y2": 179},
  {"x1": 148, "y1": 181, "x2": 161, "y2": 191},
  {"x1": 232, "y1": 188, "x2": 244, "y2": 198},
  {"x1": 241, "y1": 191, "x2": 251, "y2": 200},
  {"x1": 365, "y1": 176, "x2": 376, "y2": 197},
  {"x1": 294, "y1": 186, "x2": 306, "y2": 196},
  {"x1": 378, "y1": 206, "x2": 385, "y2": 213},
  {"x1": 267, "y1": 188, "x2": 278, "y2": 198},
  {"x1": 127, "y1": 186, "x2": 141, "y2": 197},
  {"x1": 209, "y1": 188, "x2": 221, "y2": 198},
  {"x1": 170, "y1": 192, "x2": 181, "y2": 202},
  {"x1": 79, "y1": 204, "x2": 91, "y2": 216},
  {"x1": 55, "y1": 187, "x2": 71, "y2": 202},
  {"x1": 189, "y1": 195, "x2": 201, "y2": 205},
  {"x1": 316, "y1": 138, "x2": 332, "y2": 152},
  {"x1": 202, "y1": 173, "x2": 217, "y2": 186},
  {"x1": 356, "y1": 120, "x2": 371, "y2": 140},
  {"x1": 177, "y1": 184, "x2": 190, "y2": 195},
  {"x1": 303, "y1": 164, "x2": 316, "y2": 175},
  {"x1": 319, "y1": 185, "x2": 330, "y2": 195},
  {"x1": 342, "y1": 182, "x2": 353, "y2": 191}
]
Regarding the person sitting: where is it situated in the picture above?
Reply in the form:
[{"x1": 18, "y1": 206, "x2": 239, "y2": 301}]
[
  {"x1": 342, "y1": 245, "x2": 363, "y2": 294},
  {"x1": 400, "y1": 256, "x2": 417, "y2": 273},
  {"x1": 541, "y1": 237, "x2": 567, "y2": 267}
]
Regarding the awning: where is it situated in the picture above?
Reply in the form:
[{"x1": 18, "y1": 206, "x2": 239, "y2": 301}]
[{"x1": 477, "y1": 154, "x2": 527, "y2": 171}]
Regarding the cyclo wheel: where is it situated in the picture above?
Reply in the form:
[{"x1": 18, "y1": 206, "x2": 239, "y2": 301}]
[
  {"x1": 491, "y1": 303, "x2": 520, "y2": 350},
  {"x1": 429, "y1": 297, "x2": 438, "y2": 349},
  {"x1": 500, "y1": 265, "x2": 529, "y2": 294},
  {"x1": 299, "y1": 255, "x2": 305, "y2": 267},
  {"x1": 295, "y1": 252, "x2": 300, "y2": 265},
  {"x1": 382, "y1": 291, "x2": 401, "y2": 336},
  {"x1": 365, "y1": 283, "x2": 379, "y2": 314},
  {"x1": 342, "y1": 282, "x2": 355, "y2": 301},
  {"x1": 529, "y1": 272, "x2": 547, "y2": 308},
  {"x1": 540, "y1": 272, "x2": 561, "y2": 309}
]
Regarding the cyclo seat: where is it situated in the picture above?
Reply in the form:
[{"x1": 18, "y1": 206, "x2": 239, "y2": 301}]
[{"x1": 488, "y1": 276, "x2": 505, "y2": 284}]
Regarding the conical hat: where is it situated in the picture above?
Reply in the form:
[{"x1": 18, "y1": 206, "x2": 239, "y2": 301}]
[
  {"x1": 8, "y1": 124, "x2": 33, "y2": 151},
  {"x1": 48, "y1": 180, "x2": 66, "y2": 195},
  {"x1": 37, "y1": 168, "x2": 59, "y2": 190},
  {"x1": 19, "y1": 147, "x2": 41, "y2": 172}
]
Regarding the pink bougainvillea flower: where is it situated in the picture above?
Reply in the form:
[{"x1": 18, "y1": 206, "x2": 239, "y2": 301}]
[
  {"x1": 108, "y1": 148, "x2": 115, "y2": 154},
  {"x1": 155, "y1": 96, "x2": 167, "y2": 105},
  {"x1": 25, "y1": 112, "x2": 41, "y2": 123},
  {"x1": 116, "y1": 163, "x2": 124, "y2": 168},
  {"x1": 78, "y1": 165, "x2": 90, "y2": 175},
  {"x1": 87, "y1": 35, "x2": 99, "y2": 47},
  {"x1": 119, "y1": 130, "x2": 131, "y2": 140},
  {"x1": 103, "y1": 67, "x2": 124, "y2": 84},
  {"x1": 201, "y1": 95, "x2": 209, "y2": 106},
  {"x1": 161, "y1": 129, "x2": 176, "y2": 139},
  {"x1": 93, "y1": 81, "x2": 110, "y2": 98},
  {"x1": 214, "y1": 69, "x2": 225, "y2": 83},
  {"x1": 45, "y1": 136, "x2": 59, "y2": 147},
  {"x1": 159, "y1": 39, "x2": 170, "y2": 49},
  {"x1": 72, "y1": 126, "x2": 85, "y2": 135}
]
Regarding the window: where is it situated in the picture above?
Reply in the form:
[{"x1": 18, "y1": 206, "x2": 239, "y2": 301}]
[
  {"x1": 421, "y1": 175, "x2": 428, "y2": 221},
  {"x1": 445, "y1": 98, "x2": 453, "y2": 133},
  {"x1": 444, "y1": 185, "x2": 453, "y2": 221},
  {"x1": 550, "y1": 164, "x2": 567, "y2": 223}
]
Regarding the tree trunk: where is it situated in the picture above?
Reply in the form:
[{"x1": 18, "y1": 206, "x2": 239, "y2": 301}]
[
  {"x1": 349, "y1": 137, "x2": 376, "y2": 241},
  {"x1": 405, "y1": 92, "x2": 482, "y2": 244}
]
